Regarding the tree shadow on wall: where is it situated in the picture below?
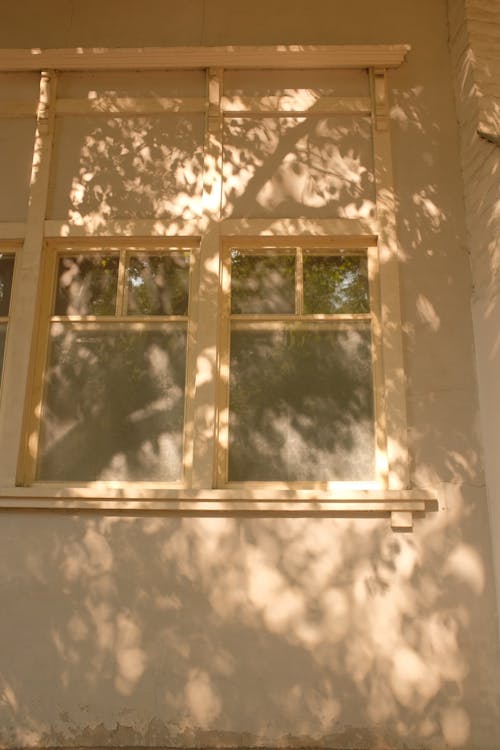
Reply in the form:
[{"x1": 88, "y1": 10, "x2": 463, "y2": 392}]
[{"x1": 7, "y1": 71, "x2": 500, "y2": 750}]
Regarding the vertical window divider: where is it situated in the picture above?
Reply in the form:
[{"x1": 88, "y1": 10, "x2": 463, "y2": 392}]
[
  {"x1": 215, "y1": 239, "x2": 232, "y2": 487},
  {"x1": 370, "y1": 67, "x2": 410, "y2": 494},
  {"x1": 17, "y1": 243, "x2": 58, "y2": 486},
  {"x1": 367, "y1": 242, "x2": 389, "y2": 489},
  {"x1": 116, "y1": 248, "x2": 128, "y2": 317},
  {"x1": 7, "y1": 70, "x2": 58, "y2": 487},
  {"x1": 182, "y1": 244, "x2": 200, "y2": 487},
  {"x1": 296, "y1": 246, "x2": 304, "y2": 316},
  {"x1": 191, "y1": 66, "x2": 224, "y2": 489}
]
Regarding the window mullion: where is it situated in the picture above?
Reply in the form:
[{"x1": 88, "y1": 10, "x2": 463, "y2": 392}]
[
  {"x1": 370, "y1": 67, "x2": 409, "y2": 491},
  {"x1": 116, "y1": 248, "x2": 127, "y2": 317},
  {"x1": 1, "y1": 71, "x2": 58, "y2": 487},
  {"x1": 296, "y1": 246, "x2": 304, "y2": 315},
  {"x1": 191, "y1": 66, "x2": 224, "y2": 489}
]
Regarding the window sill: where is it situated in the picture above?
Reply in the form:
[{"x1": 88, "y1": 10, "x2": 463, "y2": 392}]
[{"x1": 0, "y1": 486, "x2": 437, "y2": 529}]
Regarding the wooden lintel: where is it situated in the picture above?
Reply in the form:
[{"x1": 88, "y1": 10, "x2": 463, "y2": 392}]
[{"x1": 0, "y1": 45, "x2": 410, "y2": 72}]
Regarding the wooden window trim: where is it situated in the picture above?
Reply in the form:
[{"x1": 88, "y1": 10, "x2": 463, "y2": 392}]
[
  {"x1": 0, "y1": 45, "x2": 410, "y2": 72},
  {"x1": 0, "y1": 49, "x2": 438, "y2": 528},
  {"x1": 216, "y1": 236, "x2": 384, "y2": 490},
  {"x1": 17, "y1": 240, "x2": 198, "y2": 488}
]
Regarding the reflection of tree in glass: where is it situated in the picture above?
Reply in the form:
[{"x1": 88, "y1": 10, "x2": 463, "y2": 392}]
[
  {"x1": 55, "y1": 255, "x2": 119, "y2": 316},
  {"x1": 231, "y1": 251, "x2": 296, "y2": 314},
  {"x1": 38, "y1": 325, "x2": 187, "y2": 481},
  {"x1": 303, "y1": 255, "x2": 369, "y2": 314},
  {"x1": 127, "y1": 254, "x2": 189, "y2": 316},
  {"x1": 0, "y1": 255, "x2": 15, "y2": 316},
  {"x1": 229, "y1": 327, "x2": 374, "y2": 481}
]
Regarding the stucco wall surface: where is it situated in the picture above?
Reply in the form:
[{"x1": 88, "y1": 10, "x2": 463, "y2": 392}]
[
  {"x1": 448, "y1": 0, "x2": 500, "y2": 627},
  {"x1": 0, "y1": 1, "x2": 499, "y2": 749}
]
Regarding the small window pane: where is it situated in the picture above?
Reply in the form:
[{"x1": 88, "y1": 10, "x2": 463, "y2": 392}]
[
  {"x1": 0, "y1": 324, "x2": 6, "y2": 380},
  {"x1": 303, "y1": 255, "x2": 369, "y2": 314},
  {"x1": 126, "y1": 253, "x2": 190, "y2": 316},
  {"x1": 37, "y1": 323, "x2": 187, "y2": 481},
  {"x1": 0, "y1": 254, "x2": 15, "y2": 316},
  {"x1": 231, "y1": 252, "x2": 295, "y2": 314},
  {"x1": 54, "y1": 255, "x2": 119, "y2": 316},
  {"x1": 229, "y1": 325, "x2": 375, "y2": 481}
]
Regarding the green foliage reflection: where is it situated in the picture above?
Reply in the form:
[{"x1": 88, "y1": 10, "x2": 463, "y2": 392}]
[
  {"x1": 231, "y1": 251, "x2": 295, "y2": 314},
  {"x1": 303, "y1": 255, "x2": 369, "y2": 314},
  {"x1": 229, "y1": 327, "x2": 375, "y2": 481},
  {"x1": 38, "y1": 325, "x2": 187, "y2": 481},
  {"x1": 55, "y1": 256, "x2": 119, "y2": 316},
  {"x1": 127, "y1": 254, "x2": 189, "y2": 316}
]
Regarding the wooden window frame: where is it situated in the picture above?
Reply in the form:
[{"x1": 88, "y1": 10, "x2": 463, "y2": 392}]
[
  {"x1": 0, "y1": 46, "x2": 437, "y2": 528},
  {"x1": 216, "y1": 236, "x2": 385, "y2": 490},
  {"x1": 18, "y1": 238, "x2": 199, "y2": 488}
]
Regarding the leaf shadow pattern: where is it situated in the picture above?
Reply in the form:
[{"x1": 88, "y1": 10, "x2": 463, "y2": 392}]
[
  {"x1": 3, "y1": 65, "x2": 500, "y2": 750},
  {"x1": 0, "y1": 504, "x2": 498, "y2": 748}
]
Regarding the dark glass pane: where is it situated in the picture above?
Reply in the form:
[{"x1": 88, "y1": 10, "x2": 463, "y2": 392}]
[
  {"x1": 0, "y1": 325, "x2": 6, "y2": 380},
  {"x1": 303, "y1": 255, "x2": 369, "y2": 314},
  {"x1": 229, "y1": 325, "x2": 375, "y2": 481},
  {"x1": 0, "y1": 255, "x2": 15, "y2": 317},
  {"x1": 54, "y1": 255, "x2": 119, "y2": 316},
  {"x1": 231, "y1": 252, "x2": 295, "y2": 314},
  {"x1": 127, "y1": 253, "x2": 190, "y2": 316},
  {"x1": 37, "y1": 323, "x2": 187, "y2": 481}
]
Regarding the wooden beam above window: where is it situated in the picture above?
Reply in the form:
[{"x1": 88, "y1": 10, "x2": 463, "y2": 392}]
[{"x1": 0, "y1": 45, "x2": 410, "y2": 72}]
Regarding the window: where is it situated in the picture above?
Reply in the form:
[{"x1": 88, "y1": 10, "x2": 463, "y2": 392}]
[
  {"x1": 217, "y1": 238, "x2": 382, "y2": 487},
  {"x1": 26, "y1": 243, "x2": 195, "y2": 484},
  {"x1": 0, "y1": 251, "x2": 15, "y2": 384},
  {"x1": 0, "y1": 47, "x2": 434, "y2": 527}
]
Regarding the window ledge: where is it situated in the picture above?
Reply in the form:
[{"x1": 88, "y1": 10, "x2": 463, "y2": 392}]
[{"x1": 0, "y1": 487, "x2": 437, "y2": 529}]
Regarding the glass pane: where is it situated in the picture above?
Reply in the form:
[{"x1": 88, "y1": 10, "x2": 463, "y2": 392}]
[
  {"x1": 0, "y1": 325, "x2": 6, "y2": 381},
  {"x1": 37, "y1": 323, "x2": 187, "y2": 481},
  {"x1": 303, "y1": 255, "x2": 369, "y2": 314},
  {"x1": 231, "y1": 252, "x2": 295, "y2": 314},
  {"x1": 0, "y1": 254, "x2": 15, "y2": 316},
  {"x1": 127, "y1": 253, "x2": 190, "y2": 316},
  {"x1": 54, "y1": 255, "x2": 119, "y2": 316},
  {"x1": 228, "y1": 325, "x2": 375, "y2": 481}
]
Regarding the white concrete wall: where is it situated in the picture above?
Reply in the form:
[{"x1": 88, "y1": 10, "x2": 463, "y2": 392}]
[
  {"x1": 0, "y1": 1, "x2": 499, "y2": 748},
  {"x1": 448, "y1": 0, "x2": 500, "y2": 630}
]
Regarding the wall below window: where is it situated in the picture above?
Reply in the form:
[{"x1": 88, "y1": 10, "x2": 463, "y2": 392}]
[{"x1": 0, "y1": 1, "x2": 499, "y2": 749}]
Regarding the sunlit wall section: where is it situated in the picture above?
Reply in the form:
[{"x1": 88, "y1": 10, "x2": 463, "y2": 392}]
[
  {"x1": 47, "y1": 72, "x2": 205, "y2": 232},
  {"x1": 222, "y1": 69, "x2": 375, "y2": 220},
  {"x1": 0, "y1": 73, "x2": 38, "y2": 222}
]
